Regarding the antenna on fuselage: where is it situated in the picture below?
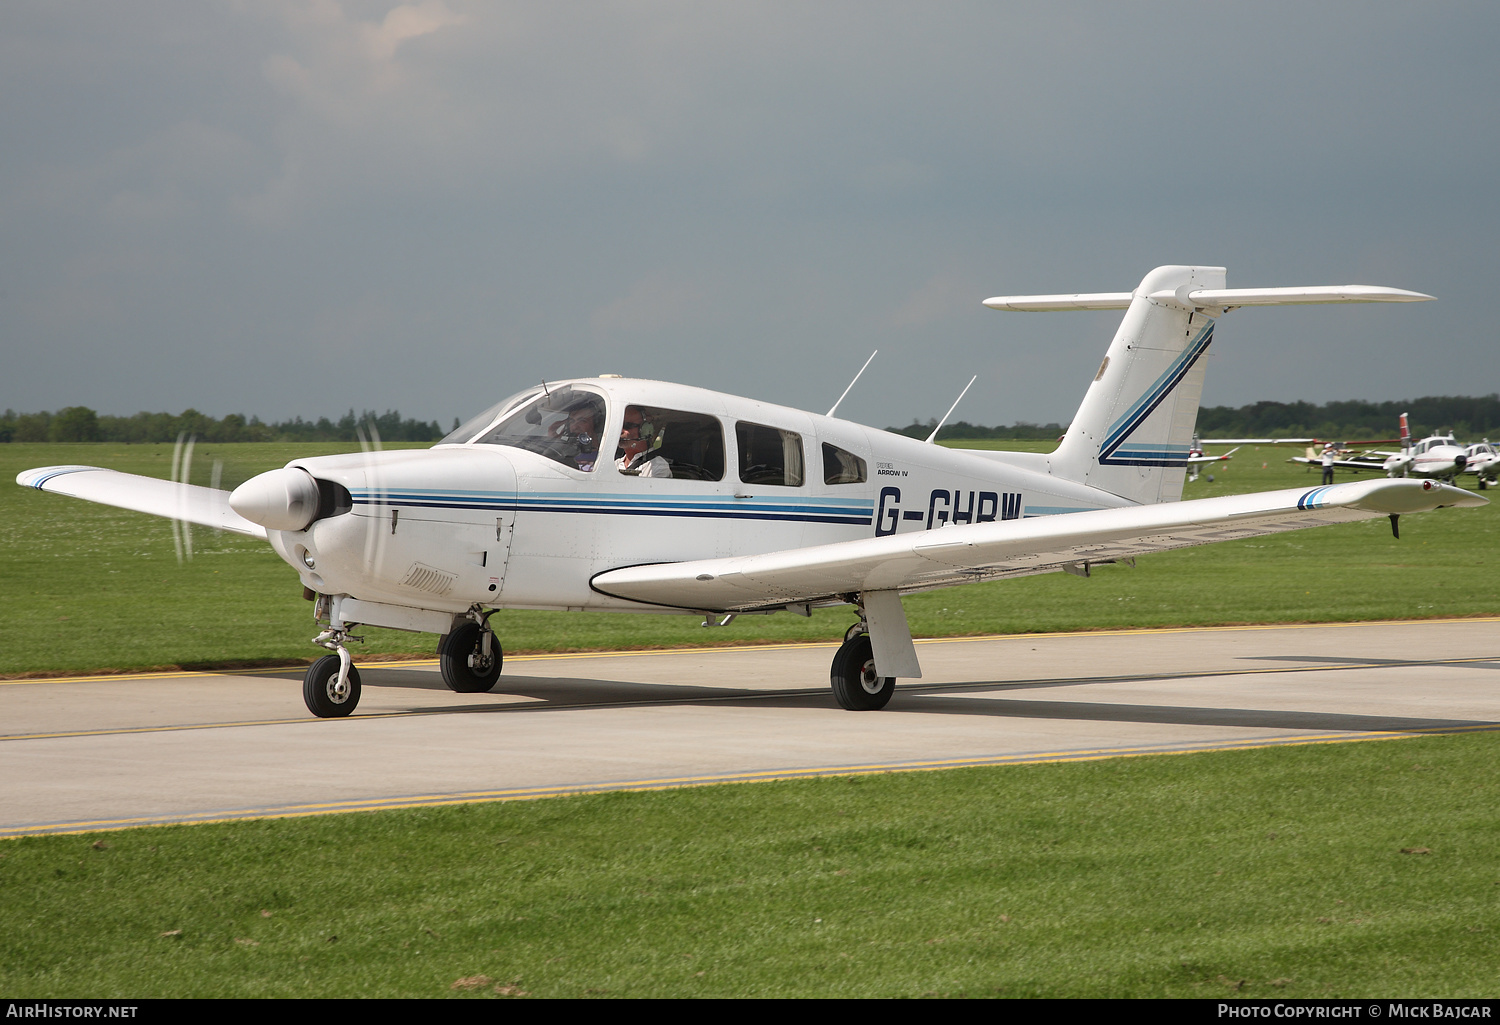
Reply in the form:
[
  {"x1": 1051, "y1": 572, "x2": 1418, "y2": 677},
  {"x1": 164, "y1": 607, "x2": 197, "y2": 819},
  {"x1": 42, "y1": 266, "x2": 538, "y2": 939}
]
[
  {"x1": 925, "y1": 375, "x2": 977, "y2": 444},
  {"x1": 826, "y1": 350, "x2": 878, "y2": 418}
]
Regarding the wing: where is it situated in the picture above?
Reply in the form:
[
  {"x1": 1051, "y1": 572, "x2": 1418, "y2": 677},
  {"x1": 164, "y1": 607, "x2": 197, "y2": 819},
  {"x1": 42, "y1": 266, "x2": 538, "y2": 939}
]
[
  {"x1": 1188, "y1": 447, "x2": 1240, "y2": 464},
  {"x1": 16, "y1": 465, "x2": 268, "y2": 539},
  {"x1": 592, "y1": 478, "x2": 1482, "y2": 612}
]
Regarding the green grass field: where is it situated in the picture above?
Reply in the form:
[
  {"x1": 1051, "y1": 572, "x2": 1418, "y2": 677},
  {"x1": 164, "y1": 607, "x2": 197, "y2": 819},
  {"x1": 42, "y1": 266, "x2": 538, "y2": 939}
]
[
  {"x1": 3, "y1": 731, "x2": 1497, "y2": 998},
  {"x1": 3, "y1": 440, "x2": 1494, "y2": 676}
]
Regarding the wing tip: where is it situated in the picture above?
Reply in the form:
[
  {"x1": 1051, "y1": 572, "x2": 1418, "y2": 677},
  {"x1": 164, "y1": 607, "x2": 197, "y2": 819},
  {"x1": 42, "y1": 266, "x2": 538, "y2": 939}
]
[{"x1": 15, "y1": 465, "x2": 104, "y2": 489}]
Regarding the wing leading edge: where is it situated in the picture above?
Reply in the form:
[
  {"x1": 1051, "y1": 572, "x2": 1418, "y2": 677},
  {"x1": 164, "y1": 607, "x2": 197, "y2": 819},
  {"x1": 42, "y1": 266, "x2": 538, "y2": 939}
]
[
  {"x1": 16, "y1": 465, "x2": 268, "y2": 539},
  {"x1": 591, "y1": 478, "x2": 1483, "y2": 612}
]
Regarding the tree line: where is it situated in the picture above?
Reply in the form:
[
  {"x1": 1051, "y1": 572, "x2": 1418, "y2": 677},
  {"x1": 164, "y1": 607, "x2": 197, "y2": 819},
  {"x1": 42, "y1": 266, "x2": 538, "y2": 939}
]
[
  {"x1": 7, "y1": 394, "x2": 1498, "y2": 445},
  {"x1": 889, "y1": 395, "x2": 1500, "y2": 444},
  {"x1": 0, "y1": 407, "x2": 449, "y2": 444},
  {"x1": 1194, "y1": 395, "x2": 1500, "y2": 441}
]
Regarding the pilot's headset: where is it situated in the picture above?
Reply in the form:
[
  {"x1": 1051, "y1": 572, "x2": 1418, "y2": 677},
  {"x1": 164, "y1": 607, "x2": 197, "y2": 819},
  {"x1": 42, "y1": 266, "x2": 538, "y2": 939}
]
[{"x1": 625, "y1": 409, "x2": 657, "y2": 444}]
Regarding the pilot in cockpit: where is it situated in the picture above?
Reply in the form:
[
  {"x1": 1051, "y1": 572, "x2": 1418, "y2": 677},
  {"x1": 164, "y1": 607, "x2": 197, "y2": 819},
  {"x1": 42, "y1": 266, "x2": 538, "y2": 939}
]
[{"x1": 616, "y1": 405, "x2": 672, "y2": 477}]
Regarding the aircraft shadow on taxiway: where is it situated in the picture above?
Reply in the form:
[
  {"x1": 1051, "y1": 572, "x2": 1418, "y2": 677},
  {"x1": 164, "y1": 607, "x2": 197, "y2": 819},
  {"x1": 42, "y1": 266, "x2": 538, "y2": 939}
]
[{"x1": 335, "y1": 663, "x2": 1498, "y2": 735}]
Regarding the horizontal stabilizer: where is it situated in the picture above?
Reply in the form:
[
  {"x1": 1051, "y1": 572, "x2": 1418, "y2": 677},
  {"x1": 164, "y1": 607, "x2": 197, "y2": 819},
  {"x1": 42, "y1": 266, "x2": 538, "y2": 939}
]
[
  {"x1": 981, "y1": 292, "x2": 1135, "y2": 312},
  {"x1": 1178, "y1": 285, "x2": 1434, "y2": 308},
  {"x1": 984, "y1": 284, "x2": 1433, "y2": 313},
  {"x1": 591, "y1": 479, "x2": 1482, "y2": 612},
  {"x1": 16, "y1": 465, "x2": 268, "y2": 539}
]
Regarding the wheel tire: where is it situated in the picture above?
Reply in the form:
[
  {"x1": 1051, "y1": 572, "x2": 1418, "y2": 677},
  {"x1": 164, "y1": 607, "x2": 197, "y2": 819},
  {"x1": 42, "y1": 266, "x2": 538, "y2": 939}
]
[
  {"x1": 830, "y1": 633, "x2": 895, "y2": 711},
  {"x1": 439, "y1": 621, "x2": 503, "y2": 693},
  {"x1": 304, "y1": 654, "x2": 361, "y2": 718}
]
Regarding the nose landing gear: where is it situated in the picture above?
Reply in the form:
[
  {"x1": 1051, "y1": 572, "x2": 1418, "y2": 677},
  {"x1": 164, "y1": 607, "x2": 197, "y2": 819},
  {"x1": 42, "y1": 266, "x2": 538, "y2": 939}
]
[
  {"x1": 304, "y1": 627, "x2": 363, "y2": 718},
  {"x1": 304, "y1": 651, "x2": 363, "y2": 718}
]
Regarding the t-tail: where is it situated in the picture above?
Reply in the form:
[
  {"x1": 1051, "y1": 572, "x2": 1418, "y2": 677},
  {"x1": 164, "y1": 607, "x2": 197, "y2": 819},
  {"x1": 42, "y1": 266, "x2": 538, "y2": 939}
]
[{"x1": 983, "y1": 266, "x2": 1434, "y2": 505}]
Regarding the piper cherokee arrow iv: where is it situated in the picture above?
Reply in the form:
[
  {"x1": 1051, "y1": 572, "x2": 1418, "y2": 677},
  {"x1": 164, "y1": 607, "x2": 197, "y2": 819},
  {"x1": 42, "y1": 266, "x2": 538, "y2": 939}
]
[{"x1": 18, "y1": 265, "x2": 1483, "y2": 718}]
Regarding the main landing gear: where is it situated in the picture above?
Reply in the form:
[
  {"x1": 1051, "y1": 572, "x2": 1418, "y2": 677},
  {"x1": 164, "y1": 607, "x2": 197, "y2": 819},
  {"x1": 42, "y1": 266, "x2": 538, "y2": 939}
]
[
  {"x1": 439, "y1": 619, "x2": 503, "y2": 693},
  {"x1": 830, "y1": 623, "x2": 895, "y2": 711}
]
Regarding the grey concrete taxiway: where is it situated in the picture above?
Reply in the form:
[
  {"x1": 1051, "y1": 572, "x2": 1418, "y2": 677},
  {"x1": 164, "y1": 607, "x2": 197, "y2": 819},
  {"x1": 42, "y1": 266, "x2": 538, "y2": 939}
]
[{"x1": 4, "y1": 618, "x2": 1499, "y2": 837}]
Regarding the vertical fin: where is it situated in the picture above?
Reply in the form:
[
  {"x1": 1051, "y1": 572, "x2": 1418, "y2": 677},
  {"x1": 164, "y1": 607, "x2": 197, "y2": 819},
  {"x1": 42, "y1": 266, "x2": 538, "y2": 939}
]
[{"x1": 1048, "y1": 265, "x2": 1225, "y2": 504}]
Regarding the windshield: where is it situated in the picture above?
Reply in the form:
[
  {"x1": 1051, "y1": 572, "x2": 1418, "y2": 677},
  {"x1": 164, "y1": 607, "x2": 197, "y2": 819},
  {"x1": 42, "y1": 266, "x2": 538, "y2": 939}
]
[
  {"x1": 475, "y1": 386, "x2": 608, "y2": 471},
  {"x1": 438, "y1": 387, "x2": 546, "y2": 445}
]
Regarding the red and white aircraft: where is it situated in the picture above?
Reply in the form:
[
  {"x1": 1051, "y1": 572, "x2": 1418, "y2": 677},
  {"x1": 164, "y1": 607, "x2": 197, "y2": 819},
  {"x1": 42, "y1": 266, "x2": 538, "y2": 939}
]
[{"x1": 18, "y1": 266, "x2": 1480, "y2": 718}]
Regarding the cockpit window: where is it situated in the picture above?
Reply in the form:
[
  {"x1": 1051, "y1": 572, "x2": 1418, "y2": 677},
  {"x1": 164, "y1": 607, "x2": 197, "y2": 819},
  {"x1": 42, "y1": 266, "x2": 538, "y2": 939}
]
[
  {"x1": 474, "y1": 386, "x2": 608, "y2": 472},
  {"x1": 439, "y1": 387, "x2": 544, "y2": 445},
  {"x1": 737, "y1": 422, "x2": 804, "y2": 487},
  {"x1": 615, "y1": 406, "x2": 725, "y2": 480}
]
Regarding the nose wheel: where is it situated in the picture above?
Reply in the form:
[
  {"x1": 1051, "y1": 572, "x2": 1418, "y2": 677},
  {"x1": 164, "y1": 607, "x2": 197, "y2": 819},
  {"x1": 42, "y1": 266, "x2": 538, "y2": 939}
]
[
  {"x1": 304, "y1": 653, "x2": 363, "y2": 717},
  {"x1": 830, "y1": 632, "x2": 895, "y2": 710}
]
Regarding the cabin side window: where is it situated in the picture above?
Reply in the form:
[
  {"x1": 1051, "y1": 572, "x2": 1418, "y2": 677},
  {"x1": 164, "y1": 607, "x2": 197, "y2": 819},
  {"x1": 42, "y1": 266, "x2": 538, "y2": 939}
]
[
  {"x1": 736, "y1": 422, "x2": 804, "y2": 487},
  {"x1": 821, "y1": 443, "x2": 867, "y2": 485},
  {"x1": 473, "y1": 386, "x2": 607, "y2": 472},
  {"x1": 615, "y1": 406, "x2": 725, "y2": 481}
]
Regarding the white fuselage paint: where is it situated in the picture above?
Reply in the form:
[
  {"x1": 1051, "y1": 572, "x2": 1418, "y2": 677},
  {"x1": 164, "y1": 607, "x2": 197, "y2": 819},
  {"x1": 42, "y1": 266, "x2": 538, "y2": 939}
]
[{"x1": 268, "y1": 378, "x2": 1130, "y2": 619}]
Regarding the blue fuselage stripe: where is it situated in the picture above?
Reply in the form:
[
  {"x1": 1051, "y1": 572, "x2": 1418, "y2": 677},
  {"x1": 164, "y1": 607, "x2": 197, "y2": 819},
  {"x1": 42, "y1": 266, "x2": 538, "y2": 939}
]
[
  {"x1": 350, "y1": 495, "x2": 873, "y2": 525},
  {"x1": 1098, "y1": 322, "x2": 1214, "y2": 465}
]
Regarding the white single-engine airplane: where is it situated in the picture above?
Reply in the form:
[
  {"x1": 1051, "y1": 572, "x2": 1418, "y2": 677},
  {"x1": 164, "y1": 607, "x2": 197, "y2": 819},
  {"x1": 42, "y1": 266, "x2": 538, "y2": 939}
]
[{"x1": 18, "y1": 266, "x2": 1484, "y2": 718}]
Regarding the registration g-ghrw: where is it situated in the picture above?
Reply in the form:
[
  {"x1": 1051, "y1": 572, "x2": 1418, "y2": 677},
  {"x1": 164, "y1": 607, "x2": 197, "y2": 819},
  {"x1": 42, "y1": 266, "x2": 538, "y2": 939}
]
[{"x1": 18, "y1": 266, "x2": 1483, "y2": 717}]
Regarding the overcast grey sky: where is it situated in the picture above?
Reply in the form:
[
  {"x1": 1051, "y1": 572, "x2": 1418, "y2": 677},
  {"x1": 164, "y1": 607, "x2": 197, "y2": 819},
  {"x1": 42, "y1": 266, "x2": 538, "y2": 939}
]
[{"x1": 3, "y1": 2, "x2": 1495, "y2": 431}]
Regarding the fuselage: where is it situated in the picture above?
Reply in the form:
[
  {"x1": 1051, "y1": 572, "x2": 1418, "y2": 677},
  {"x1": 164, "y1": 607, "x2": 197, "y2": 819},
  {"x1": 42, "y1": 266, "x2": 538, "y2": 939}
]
[{"x1": 262, "y1": 378, "x2": 1131, "y2": 616}]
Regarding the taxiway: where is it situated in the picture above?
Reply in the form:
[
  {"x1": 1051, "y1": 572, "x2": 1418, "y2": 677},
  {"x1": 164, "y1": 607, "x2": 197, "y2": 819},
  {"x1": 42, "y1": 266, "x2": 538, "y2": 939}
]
[{"x1": 3, "y1": 618, "x2": 1498, "y2": 838}]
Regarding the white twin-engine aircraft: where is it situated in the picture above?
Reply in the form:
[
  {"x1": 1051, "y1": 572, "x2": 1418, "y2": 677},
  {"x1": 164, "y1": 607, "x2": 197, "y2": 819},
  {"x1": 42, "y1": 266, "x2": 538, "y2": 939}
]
[{"x1": 18, "y1": 265, "x2": 1484, "y2": 718}]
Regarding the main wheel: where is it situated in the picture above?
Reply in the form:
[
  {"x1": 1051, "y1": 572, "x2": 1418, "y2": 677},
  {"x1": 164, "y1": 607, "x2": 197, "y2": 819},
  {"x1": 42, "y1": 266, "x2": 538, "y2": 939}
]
[
  {"x1": 830, "y1": 633, "x2": 895, "y2": 711},
  {"x1": 439, "y1": 622, "x2": 503, "y2": 693},
  {"x1": 304, "y1": 654, "x2": 361, "y2": 718}
]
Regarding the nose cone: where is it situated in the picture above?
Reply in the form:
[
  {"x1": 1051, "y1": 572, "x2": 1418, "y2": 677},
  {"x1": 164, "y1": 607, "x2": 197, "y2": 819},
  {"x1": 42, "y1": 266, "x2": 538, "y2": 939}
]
[{"x1": 229, "y1": 467, "x2": 321, "y2": 531}]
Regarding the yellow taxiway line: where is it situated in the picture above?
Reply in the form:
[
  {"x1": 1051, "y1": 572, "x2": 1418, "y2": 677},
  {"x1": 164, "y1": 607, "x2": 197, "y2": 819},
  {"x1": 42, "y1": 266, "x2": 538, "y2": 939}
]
[{"x1": 6, "y1": 722, "x2": 1498, "y2": 839}]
